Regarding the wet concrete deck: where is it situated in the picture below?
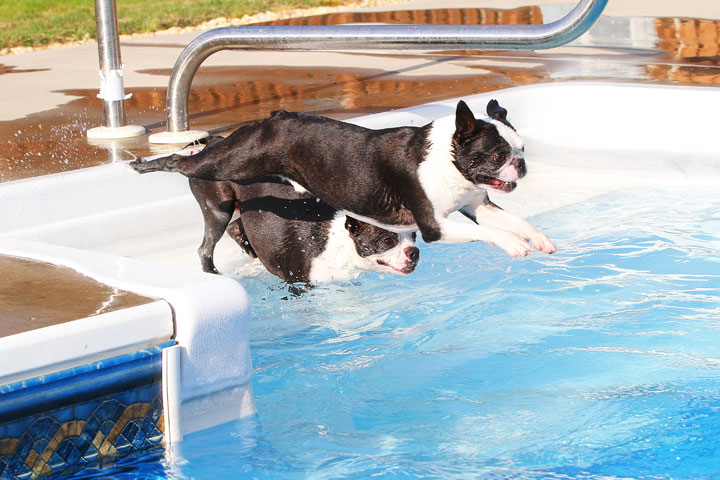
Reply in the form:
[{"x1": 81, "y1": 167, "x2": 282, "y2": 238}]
[
  {"x1": 1, "y1": 2, "x2": 719, "y2": 183},
  {"x1": 0, "y1": 0, "x2": 719, "y2": 335},
  {"x1": 0, "y1": 256, "x2": 154, "y2": 337}
]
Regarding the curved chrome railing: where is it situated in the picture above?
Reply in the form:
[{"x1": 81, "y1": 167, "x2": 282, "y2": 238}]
[{"x1": 150, "y1": 0, "x2": 607, "y2": 142}]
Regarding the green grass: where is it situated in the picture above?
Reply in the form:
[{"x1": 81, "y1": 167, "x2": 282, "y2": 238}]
[{"x1": 0, "y1": 0, "x2": 344, "y2": 49}]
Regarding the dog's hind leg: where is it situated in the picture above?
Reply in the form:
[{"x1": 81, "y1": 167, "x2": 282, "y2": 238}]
[
  {"x1": 130, "y1": 121, "x2": 285, "y2": 181},
  {"x1": 129, "y1": 144, "x2": 278, "y2": 181},
  {"x1": 190, "y1": 180, "x2": 237, "y2": 274},
  {"x1": 197, "y1": 203, "x2": 235, "y2": 274}
]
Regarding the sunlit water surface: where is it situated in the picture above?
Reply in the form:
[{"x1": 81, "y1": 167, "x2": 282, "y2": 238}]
[{"x1": 69, "y1": 187, "x2": 720, "y2": 479}]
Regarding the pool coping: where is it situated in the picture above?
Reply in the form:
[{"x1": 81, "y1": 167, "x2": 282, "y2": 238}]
[{"x1": 0, "y1": 301, "x2": 173, "y2": 386}]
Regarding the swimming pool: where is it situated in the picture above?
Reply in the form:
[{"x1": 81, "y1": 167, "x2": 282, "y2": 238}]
[
  {"x1": 62, "y1": 185, "x2": 719, "y2": 479},
  {"x1": 2, "y1": 82, "x2": 719, "y2": 478}
]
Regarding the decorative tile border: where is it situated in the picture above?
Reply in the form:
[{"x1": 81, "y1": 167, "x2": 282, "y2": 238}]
[{"x1": 0, "y1": 342, "x2": 173, "y2": 479}]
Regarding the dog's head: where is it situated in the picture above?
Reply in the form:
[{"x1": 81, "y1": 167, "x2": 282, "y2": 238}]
[
  {"x1": 451, "y1": 99, "x2": 526, "y2": 193},
  {"x1": 345, "y1": 217, "x2": 420, "y2": 275}
]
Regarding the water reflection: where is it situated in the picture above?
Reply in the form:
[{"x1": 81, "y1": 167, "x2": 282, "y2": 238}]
[
  {"x1": 656, "y1": 17, "x2": 720, "y2": 61},
  {"x1": 0, "y1": 65, "x2": 510, "y2": 182},
  {"x1": 253, "y1": 5, "x2": 542, "y2": 27}
]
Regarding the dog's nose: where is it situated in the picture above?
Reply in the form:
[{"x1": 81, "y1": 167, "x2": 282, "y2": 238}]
[
  {"x1": 513, "y1": 157, "x2": 527, "y2": 178},
  {"x1": 405, "y1": 246, "x2": 420, "y2": 263}
]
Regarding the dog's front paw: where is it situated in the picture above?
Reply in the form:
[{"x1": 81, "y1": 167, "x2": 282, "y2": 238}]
[
  {"x1": 492, "y1": 231, "x2": 533, "y2": 258},
  {"x1": 528, "y1": 231, "x2": 557, "y2": 254}
]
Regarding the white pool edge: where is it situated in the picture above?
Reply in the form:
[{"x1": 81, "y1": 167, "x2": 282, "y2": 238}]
[
  {"x1": 0, "y1": 237, "x2": 256, "y2": 438},
  {"x1": 0, "y1": 300, "x2": 173, "y2": 386}
]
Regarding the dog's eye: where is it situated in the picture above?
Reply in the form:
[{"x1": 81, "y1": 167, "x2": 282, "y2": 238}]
[
  {"x1": 382, "y1": 237, "x2": 397, "y2": 248},
  {"x1": 492, "y1": 153, "x2": 506, "y2": 162}
]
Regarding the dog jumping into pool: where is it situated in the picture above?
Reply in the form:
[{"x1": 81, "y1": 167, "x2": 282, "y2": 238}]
[
  {"x1": 186, "y1": 138, "x2": 419, "y2": 283},
  {"x1": 131, "y1": 99, "x2": 556, "y2": 257}
]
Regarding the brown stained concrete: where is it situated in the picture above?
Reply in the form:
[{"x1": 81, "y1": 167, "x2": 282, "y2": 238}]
[
  {"x1": 0, "y1": 255, "x2": 155, "y2": 338},
  {"x1": 0, "y1": 64, "x2": 49, "y2": 75},
  {"x1": 0, "y1": 64, "x2": 517, "y2": 181}
]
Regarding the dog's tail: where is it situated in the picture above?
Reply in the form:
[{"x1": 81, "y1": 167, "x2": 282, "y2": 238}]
[
  {"x1": 131, "y1": 134, "x2": 228, "y2": 175},
  {"x1": 129, "y1": 153, "x2": 185, "y2": 174}
]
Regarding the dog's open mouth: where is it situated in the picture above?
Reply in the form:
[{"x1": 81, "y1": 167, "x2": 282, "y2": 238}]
[
  {"x1": 479, "y1": 177, "x2": 517, "y2": 193},
  {"x1": 377, "y1": 259, "x2": 416, "y2": 275}
]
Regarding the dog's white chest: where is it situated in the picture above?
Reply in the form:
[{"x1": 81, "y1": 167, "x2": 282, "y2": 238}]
[{"x1": 417, "y1": 116, "x2": 478, "y2": 216}]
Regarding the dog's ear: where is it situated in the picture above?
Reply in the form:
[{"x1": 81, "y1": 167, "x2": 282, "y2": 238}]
[
  {"x1": 455, "y1": 100, "x2": 476, "y2": 140},
  {"x1": 345, "y1": 216, "x2": 362, "y2": 236},
  {"x1": 487, "y1": 99, "x2": 508, "y2": 123}
]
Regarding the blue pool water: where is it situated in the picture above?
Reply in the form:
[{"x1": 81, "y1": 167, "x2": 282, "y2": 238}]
[{"x1": 72, "y1": 187, "x2": 719, "y2": 479}]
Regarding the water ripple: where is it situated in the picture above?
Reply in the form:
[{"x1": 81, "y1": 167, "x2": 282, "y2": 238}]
[{"x1": 72, "y1": 187, "x2": 720, "y2": 479}]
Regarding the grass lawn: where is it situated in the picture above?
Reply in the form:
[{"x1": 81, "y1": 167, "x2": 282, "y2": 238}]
[{"x1": 0, "y1": 0, "x2": 345, "y2": 49}]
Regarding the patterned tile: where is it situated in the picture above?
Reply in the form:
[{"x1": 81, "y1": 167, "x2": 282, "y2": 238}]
[{"x1": 0, "y1": 343, "x2": 172, "y2": 478}]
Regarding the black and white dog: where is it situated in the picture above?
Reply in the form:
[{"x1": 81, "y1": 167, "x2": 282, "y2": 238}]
[
  {"x1": 132, "y1": 100, "x2": 556, "y2": 257},
  {"x1": 189, "y1": 174, "x2": 419, "y2": 283}
]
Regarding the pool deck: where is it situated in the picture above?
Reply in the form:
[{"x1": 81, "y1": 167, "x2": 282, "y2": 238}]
[
  {"x1": 1, "y1": 0, "x2": 719, "y2": 181},
  {"x1": 0, "y1": 256, "x2": 154, "y2": 337},
  {"x1": 1, "y1": 0, "x2": 719, "y2": 332}
]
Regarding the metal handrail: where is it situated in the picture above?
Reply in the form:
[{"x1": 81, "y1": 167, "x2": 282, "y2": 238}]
[
  {"x1": 151, "y1": 0, "x2": 607, "y2": 142},
  {"x1": 94, "y1": 0, "x2": 125, "y2": 129},
  {"x1": 87, "y1": 0, "x2": 145, "y2": 139}
]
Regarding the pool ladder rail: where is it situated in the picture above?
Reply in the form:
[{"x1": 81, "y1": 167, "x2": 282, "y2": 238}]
[
  {"x1": 85, "y1": 0, "x2": 606, "y2": 141},
  {"x1": 142, "y1": 0, "x2": 608, "y2": 143}
]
